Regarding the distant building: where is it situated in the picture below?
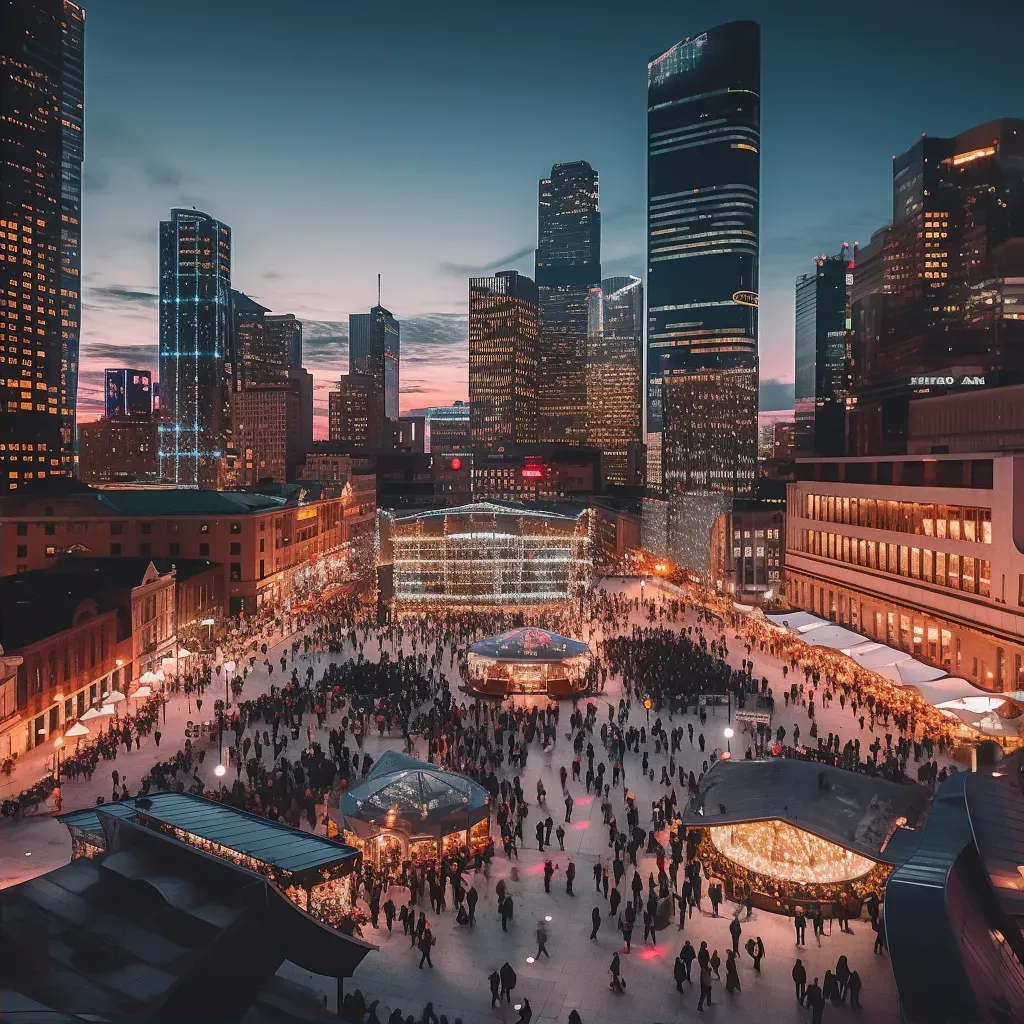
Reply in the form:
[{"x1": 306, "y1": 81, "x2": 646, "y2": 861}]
[
  {"x1": 104, "y1": 368, "x2": 153, "y2": 420},
  {"x1": 78, "y1": 418, "x2": 158, "y2": 484},
  {"x1": 230, "y1": 369, "x2": 314, "y2": 484},
  {"x1": 158, "y1": 209, "x2": 232, "y2": 487},
  {"x1": 230, "y1": 290, "x2": 284, "y2": 390},
  {"x1": 469, "y1": 271, "x2": 539, "y2": 448},
  {"x1": 472, "y1": 445, "x2": 602, "y2": 503},
  {"x1": 349, "y1": 305, "x2": 400, "y2": 434},
  {"x1": 265, "y1": 313, "x2": 303, "y2": 370},
  {"x1": 425, "y1": 402, "x2": 471, "y2": 454},
  {"x1": 536, "y1": 161, "x2": 600, "y2": 445},
  {"x1": 794, "y1": 248, "x2": 852, "y2": 457},
  {"x1": 646, "y1": 21, "x2": 760, "y2": 495},
  {"x1": 586, "y1": 276, "x2": 644, "y2": 488},
  {"x1": 393, "y1": 416, "x2": 425, "y2": 453},
  {"x1": 710, "y1": 483, "x2": 786, "y2": 602},
  {"x1": 329, "y1": 372, "x2": 380, "y2": 447}
]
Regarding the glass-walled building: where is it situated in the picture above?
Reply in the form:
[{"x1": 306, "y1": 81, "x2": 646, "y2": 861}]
[{"x1": 646, "y1": 20, "x2": 760, "y2": 495}]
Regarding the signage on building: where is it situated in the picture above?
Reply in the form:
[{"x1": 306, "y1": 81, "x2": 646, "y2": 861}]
[
  {"x1": 521, "y1": 466, "x2": 545, "y2": 479},
  {"x1": 909, "y1": 375, "x2": 986, "y2": 387}
]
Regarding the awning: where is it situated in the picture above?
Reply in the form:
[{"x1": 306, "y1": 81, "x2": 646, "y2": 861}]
[
  {"x1": 799, "y1": 623, "x2": 872, "y2": 650},
  {"x1": 896, "y1": 660, "x2": 948, "y2": 684},
  {"x1": 765, "y1": 611, "x2": 830, "y2": 633},
  {"x1": 849, "y1": 644, "x2": 914, "y2": 669}
]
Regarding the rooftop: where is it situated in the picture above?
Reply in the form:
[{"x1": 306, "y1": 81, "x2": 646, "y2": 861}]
[
  {"x1": 468, "y1": 627, "x2": 591, "y2": 663},
  {"x1": 683, "y1": 757, "x2": 930, "y2": 862},
  {"x1": 390, "y1": 500, "x2": 582, "y2": 523}
]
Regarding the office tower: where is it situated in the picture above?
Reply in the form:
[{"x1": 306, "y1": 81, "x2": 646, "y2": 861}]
[
  {"x1": 230, "y1": 290, "x2": 295, "y2": 390},
  {"x1": 586, "y1": 276, "x2": 644, "y2": 487},
  {"x1": 329, "y1": 372, "x2": 378, "y2": 447},
  {"x1": 536, "y1": 161, "x2": 600, "y2": 445},
  {"x1": 794, "y1": 247, "x2": 852, "y2": 457},
  {"x1": 265, "y1": 313, "x2": 303, "y2": 370},
  {"x1": 349, "y1": 304, "x2": 400, "y2": 436},
  {"x1": 0, "y1": 0, "x2": 65, "y2": 489},
  {"x1": 104, "y1": 368, "x2": 153, "y2": 419},
  {"x1": 59, "y1": 1, "x2": 85, "y2": 466},
  {"x1": 646, "y1": 21, "x2": 760, "y2": 495},
  {"x1": 158, "y1": 209, "x2": 232, "y2": 488},
  {"x1": 78, "y1": 418, "x2": 157, "y2": 483},
  {"x1": 425, "y1": 402, "x2": 471, "y2": 454},
  {"x1": 230, "y1": 368, "x2": 313, "y2": 484},
  {"x1": 469, "y1": 271, "x2": 539, "y2": 448}
]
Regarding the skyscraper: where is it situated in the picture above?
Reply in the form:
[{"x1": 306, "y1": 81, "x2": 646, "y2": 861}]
[
  {"x1": 536, "y1": 161, "x2": 600, "y2": 445},
  {"x1": 158, "y1": 209, "x2": 232, "y2": 488},
  {"x1": 1, "y1": 0, "x2": 67, "y2": 489},
  {"x1": 229, "y1": 290, "x2": 272, "y2": 390},
  {"x1": 586, "y1": 276, "x2": 644, "y2": 487},
  {"x1": 646, "y1": 21, "x2": 760, "y2": 496},
  {"x1": 265, "y1": 313, "x2": 303, "y2": 370},
  {"x1": 328, "y1": 372, "x2": 378, "y2": 447},
  {"x1": 59, "y1": 1, "x2": 85, "y2": 467},
  {"x1": 104, "y1": 368, "x2": 153, "y2": 420},
  {"x1": 349, "y1": 304, "x2": 400, "y2": 437},
  {"x1": 469, "y1": 271, "x2": 539, "y2": 448},
  {"x1": 794, "y1": 248, "x2": 852, "y2": 458}
]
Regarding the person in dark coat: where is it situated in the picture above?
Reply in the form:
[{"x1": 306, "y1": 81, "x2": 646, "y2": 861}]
[
  {"x1": 806, "y1": 977, "x2": 825, "y2": 1024},
  {"x1": 848, "y1": 970, "x2": 862, "y2": 1008},
  {"x1": 835, "y1": 955, "x2": 851, "y2": 1001},
  {"x1": 515, "y1": 998, "x2": 532, "y2": 1024},
  {"x1": 609, "y1": 887, "x2": 621, "y2": 918},
  {"x1": 417, "y1": 925, "x2": 434, "y2": 969},
  {"x1": 488, "y1": 969, "x2": 500, "y2": 1007},
  {"x1": 680, "y1": 940, "x2": 696, "y2": 981},
  {"x1": 822, "y1": 970, "x2": 839, "y2": 1004},
  {"x1": 674, "y1": 954, "x2": 687, "y2": 992},
  {"x1": 566, "y1": 859, "x2": 576, "y2": 895},
  {"x1": 590, "y1": 906, "x2": 601, "y2": 941},
  {"x1": 383, "y1": 898, "x2": 396, "y2": 932},
  {"x1": 466, "y1": 885, "x2": 478, "y2": 924},
  {"x1": 729, "y1": 915, "x2": 742, "y2": 954},
  {"x1": 794, "y1": 909, "x2": 807, "y2": 945},
  {"x1": 498, "y1": 961, "x2": 516, "y2": 1003},
  {"x1": 792, "y1": 958, "x2": 807, "y2": 1004},
  {"x1": 725, "y1": 950, "x2": 741, "y2": 995}
]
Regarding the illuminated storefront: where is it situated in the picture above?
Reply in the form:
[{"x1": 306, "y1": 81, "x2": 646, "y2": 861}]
[
  {"x1": 467, "y1": 627, "x2": 592, "y2": 697},
  {"x1": 340, "y1": 751, "x2": 490, "y2": 868}
]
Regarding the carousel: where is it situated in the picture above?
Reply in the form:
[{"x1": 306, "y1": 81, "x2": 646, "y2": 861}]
[
  {"x1": 339, "y1": 751, "x2": 490, "y2": 869},
  {"x1": 466, "y1": 627, "x2": 593, "y2": 697}
]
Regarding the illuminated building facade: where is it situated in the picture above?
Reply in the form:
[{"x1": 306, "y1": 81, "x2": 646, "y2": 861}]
[
  {"x1": 646, "y1": 21, "x2": 760, "y2": 494},
  {"x1": 104, "y1": 368, "x2": 153, "y2": 419},
  {"x1": 425, "y1": 402, "x2": 471, "y2": 455},
  {"x1": 377, "y1": 501, "x2": 592, "y2": 607},
  {"x1": 349, "y1": 304, "x2": 400, "y2": 436},
  {"x1": 471, "y1": 445, "x2": 601, "y2": 502},
  {"x1": 467, "y1": 627, "x2": 592, "y2": 697},
  {"x1": 78, "y1": 417, "x2": 158, "y2": 483},
  {"x1": 794, "y1": 249, "x2": 852, "y2": 457},
  {"x1": 469, "y1": 271, "x2": 539, "y2": 448},
  {"x1": 230, "y1": 369, "x2": 314, "y2": 484},
  {"x1": 59, "y1": 1, "x2": 85, "y2": 466},
  {"x1": 1, "y1": 0, "x2": 66, "y2": 490},
  {"x1": 158, "y1": 209, "x2": 232, "y2": 488},
  {"x1": 586, "y1": 276, "x2": 644, "y2": 487},
  {"x1": 785, "y1": 452, "x2": 1024, "y2": 691},
  {"x1": 536, "y1": 161, "x2": 600, "y2": 446},
  {"x1": 329, "y1": 371, "x2": 378, "y2": 447},
  {"x1": 265, "y1": 312, "x2": 303, "y2": 370}
]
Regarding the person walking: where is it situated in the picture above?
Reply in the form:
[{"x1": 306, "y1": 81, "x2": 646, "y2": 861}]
[
  {"x1": 806, "y1": 977, "x2": 824, "y2": 1024},
  {"x1": 725, "y1": 950, "x2": 741, "y2": 995},
  {"x1": 515, "y1": 997, "x2": 532, "y2": 1024},
  {"x1": 848, "y1": 970, "x2": 862, "y2": 1008},
  {"x1": 710, "y1": 949, "x2": 721, "y2": 980},
  {"x1": 590, "y1": 906, "x2": 601, "y2": 941},
  {"x1": 609, "y1": 887, "x2": 621, "y2": 919},
  {"x1": 674, "y1": 953, "x2": 687, "y2": 992},
  {"x1": 696, "y1": 964, "x2": 714, "y2": 1012},
  {"x1": 555, "y1": 824, "x2": 566, "y2": 850},
  {"x1": 609, "y1": 951, "x2": 625, "y2": 992},
  {"x1": 873, "y1": 917, "x2": 887, "y2": 955},
  {"x1": 535, "y1": 920, "x2": 550, "y2": 960},
  {"x1": 500, "y1": 895, "x2": 513, "y2": 932},
  {"x1": 835, "y1": 955, "x2": 851, "y2": 1002},
  {"x1": 794, "y1": 908, "x2": 807, "y2": 946},
  {"x1": 543, "y1": 859, "x2": 555, "y2": 893},
  {"x1": 499, "y1": 961, "x2": 517, "y2": 1004},
  {"x1": 697, "y1": 940, "x2": 710, "y2": 974},
  {"x1": 488, "y1": 969, "x2": 500, "y2": 1008},
  {"x1": 383, "y1": 897, "x2": 396, "y2": 933},
  {"x1": 417, "y1": 925, "x2": 435, "y2": 969},
  {"x1": 792, "y1": 958, "x2": 807, "y2": 1005},
  {"x1": 466, "y1": 885, "x2": 478, "y2": 924},
  {"x1": 566, "y1": 859, "x2": 576, "y2": 896},
  {"x1": 729, "y1": 915, "x2": 742, "y2": 955},
  {"x1": 680, "y1": 940, "x2": 696, "y2": 982},
  {"x1": 751, "y1": 935, "x2": 765, "y2": 972}
]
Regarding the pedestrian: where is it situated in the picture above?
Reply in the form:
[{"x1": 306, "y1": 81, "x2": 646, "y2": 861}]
[
  {"x1": 500, "y1": 895, "x2": 513, "y2": 932},
  {"x1": 806, "y1": 977, "x2": 824, "y2": 1024},
  {"x1": 609, "y1": 951, "x2": 625, "y2": 992},
  {"x1": 499, "y1": 961, "x2": 516, "y2": 1004},
  {"x1": 835, "y1": 955, "x2": 851, "y2": 1002},
  {"x1": 873, "y1": 917, "x2": 887, "y2": 954},
  {"x1": 848, "y1": 970, "x2": 862, "y2": 1008},
  {"x1": 794, "y1": 908, "x2": 807, "y2": 945},
  {"x1": 565, "y1": 859, "x2": 576, "y2": 896},
  {"x1": 752, "y1": 935, "x2": 764, "y2": 972},
  {"x1": 674, "y1": 954, "x2": 686, "y2": 992},
  {"x1": 515, "y1": 997, "x2": 532, "y2": 1024},
  {"x1": 792, "y1": 957, "x2": 807, "y2": 1004},
  {"x1": 710, "y1": 949, "x2": 721, "y2": 980},
  {"x1": 729, "y1": 915, "x2": 742, "y2": 954},
  {"x1": 680, "y1": 940, "x2": 696, "y2": 982},
  {"x1": 543, "y1": 859, "x2": 555, "y2": 893},
  {"x1": 417, "y1": 926, "x2": 434, "y2": 969},
  {"x1": 488, "y1": 969, "x2": 500, "y2": 1007},
  {"x1": 383, "y1": 898, "x2": 396, "y2": 932},
  {"x1": 725, "y1": 951, "x2": 741, "y2": 995},
  {"x1": 696, "y1": 964, "x2": 713, "y2": 1012},
  {"x1": 535, "y1": 920, "x2": 550, "y2": 960},
  {"x1": 697, "y1": 940, "x2": 710, "y2": 973},
  {"x1": 609, "y1": 887, "x2": 621, "y2": 919},
  {"x1": 555, "y1": 824, "x2": 566, "y2": 850},
  {"x1": 467, "y1": 885, "x2": 478, "y2": 924},
  {"x1": 590, "y1": 906, "x2": 601, "y2": 941}
]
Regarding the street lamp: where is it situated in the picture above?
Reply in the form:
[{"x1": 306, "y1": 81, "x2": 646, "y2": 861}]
[
  {"x1": 201, "y1": 618, "x2": 215, "y2": 650},
  {"x1": 724, "y1": 725, "x2": 734, "y2": 755},
  {"x1": 53, "y1": 734, "x2": 64, "y2": 783}
]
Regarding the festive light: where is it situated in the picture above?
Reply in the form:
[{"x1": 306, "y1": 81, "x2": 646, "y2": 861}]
[{"x1": 709, "y1": 820, "x2": 876, "y2": 884}]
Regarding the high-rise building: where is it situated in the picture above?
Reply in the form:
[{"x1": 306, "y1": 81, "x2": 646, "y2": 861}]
[
  {"x1": 1, "y1": 0, "x2": 66, "y2": 489},
  {"x1": 59, "y1": 1, "x2": 85, "y2": 467},
  {"x1": 349, "y1": 305, "x2": 400, "y2": 439},
  {"x1": 104, "y1": 368, "x2": 153, "y2": 420},
  {"x1": 586, "y1": 276, "x2": 644, "y2": 487},
  {"x1": 230, "y1": 290, "x2": 294, "y2": 390},
  {"x1": 230, "y1": 368, "x2": 313, "y2": 484},
  {"x1": 469, "y1": 271, "x2": 539, "y2": 448},
  {"x1": 329, "y1": 372, "x2": 379, "y2": 448},
  {"x1": 265, "y1": 313, "x2": 303, "y2": 370},
  {"x1": 158, "y1": 209, "x2": 232, "y2": 488},
  {"x1": 794, "y1": 248, "x2": 853, "y2": 458},
  {"x1": 646, "y1": 21, "x2": 760, "y2": 495},
  {"x1": 78, "y1": 418, "x2": 157, "y2": 484},
  {"x1": 536, "y1": 161, "x2": 600, "y2": 445},
  {"x1": 425, "y1": 402, "x2": 471, "y2": 455}
]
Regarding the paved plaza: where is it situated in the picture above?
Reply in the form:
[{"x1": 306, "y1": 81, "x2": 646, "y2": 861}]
[{"x1": 0, "y1": 579, "x2": 911, "y2": 1022}]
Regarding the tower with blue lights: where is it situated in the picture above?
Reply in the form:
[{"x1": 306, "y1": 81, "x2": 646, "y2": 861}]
[{"x1": 158, "y1": 208, "x2": 232, "y2": 488}]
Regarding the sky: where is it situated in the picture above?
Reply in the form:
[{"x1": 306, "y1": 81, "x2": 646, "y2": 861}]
[{"x1": 77, "y1": 0, "x2": 1024, "y2": 433}]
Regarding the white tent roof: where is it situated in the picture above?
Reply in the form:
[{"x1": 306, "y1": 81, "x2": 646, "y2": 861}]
[
  {"x1": 765, "y1": 611, "x2": 830, "y2": 633},
  {"x1": 944, "y1": 707, "x2": 1021, "y2": 738},
  {"x1": 849, "y1": 644, "x2": 914, "y2": 669},
  {"x1": 907, "y1": 677, "x2": 1014, "y2": 708},
  {"x1": 896, "y1": 660, "x2": 948, "y2": 684},
  {"x1": 800, "y1": 623, "x2": 872, "y2": 650}
]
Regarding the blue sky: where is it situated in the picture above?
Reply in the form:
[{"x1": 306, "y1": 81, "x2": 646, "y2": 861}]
[{"x1": 78, "y1": 0, "x2": 1024, "y2": 427}]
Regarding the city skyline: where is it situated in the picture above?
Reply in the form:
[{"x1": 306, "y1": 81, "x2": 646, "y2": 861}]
[{"x1": 74, "y1": 0, "x2": 1024, "y2": 431}]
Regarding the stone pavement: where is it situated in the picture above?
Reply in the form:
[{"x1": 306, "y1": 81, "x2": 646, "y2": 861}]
[{"x1": 1, "y1": 578, "x2": 910, "y2": 1022}]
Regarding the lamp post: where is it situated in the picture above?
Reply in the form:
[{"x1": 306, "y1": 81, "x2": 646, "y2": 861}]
[
  {"x1": 53, "y1": 734, "x2": 64, "y2": 783},
  {"x1": 724, "y1": 726, "x2": 734, "y2": 756}
]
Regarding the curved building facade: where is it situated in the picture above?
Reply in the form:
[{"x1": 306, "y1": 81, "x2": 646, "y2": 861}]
[{"x1": 646, "y1": 21, "x2": 760, "y2": 495}]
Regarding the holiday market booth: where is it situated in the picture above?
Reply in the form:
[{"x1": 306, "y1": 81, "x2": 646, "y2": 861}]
[
  {"x1": 467, "y1": 627, "x2": 593, "y2": 697},
  {"x1": 340, "y1": 751, "x2": 490, "y2": 869},
  {"x1": 682, "y1": 758, "x2": 930, "y2": 915}
]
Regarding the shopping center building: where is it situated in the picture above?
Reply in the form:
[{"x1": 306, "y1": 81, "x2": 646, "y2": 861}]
[{"x1": 784, "y1": 452, "x2": 1024, "y2": 692}]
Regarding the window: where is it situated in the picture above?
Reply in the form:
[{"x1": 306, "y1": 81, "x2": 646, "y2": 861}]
[
  {"x1": 15, "y1": 523, "x2": 27, "y2": 536},
  {"x1": 199, "y1": 542, "x2": 209, "y2": 556},
  {"x1": 230, "y1": 542, "x2": 241, "y2": 555},
  {"x1": 140, "y1": 542, "x2": 152, "y2": 557},
  {"x1": 110, "y1": 542, "x2": 121, "y2": 556},
  {"x1": 230, "y1": 562, "x2": 242, "y2": 581},
  {"x1": 169, "y1": 542, "x2": 180, "y2": 556},
  {"x1": 259, "y1": 538, "x2": 264, "y2": 552},
  {"x1": 260, "y1": 559, "x2": 265, "y2": 578},
  {"x1": 141, "y1": 522, "x2": 152, "y2": 535},
  {"x1": 110, "y1": 522, "x2": 123, "y2": 535},
  {"x1": 230, "y1": 522, "x2": 241, "y2": 534},
  {"x1": 16, "y1": 544, "x2": 27, "y2": 558},
  {"x1": 44, "y1": 522, "x2": 55, "y2": 536},
  {"x1": 199, "y1": 523, "x2": 210, "y2": 534}
]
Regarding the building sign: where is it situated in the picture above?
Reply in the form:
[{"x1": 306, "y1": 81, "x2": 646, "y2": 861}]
[
  {"x1": 732, "y1": 290, "x2": 759, "y2": 308},
  {"x1": 521, "y1": 467, "x2": 545, "y2": 479},
  {"x1": 909, "y1": 375, "x2": 986, "y2": 387},
  {"x1": 296, "y1": 507, "x2": 319, "y2": 521}
]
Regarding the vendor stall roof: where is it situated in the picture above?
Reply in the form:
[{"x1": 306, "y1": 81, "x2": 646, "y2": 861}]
[
  {"x1": 468, "y1": 627, "x2": 591, "y2": 663},
  {"x1": 57, "y1": 800, "x2": 139, "y2": 836},
  {"x1": 682, "y1": 758, "x2": 929, "y2": 863},
  {"x1": 908, "y1": 676, "x2": 1022, "y2": 710},
  {"x1": 123, "y1": 792, "x2": 358, "y2": 875},
  {"x1": 799, "y1": 622, "x2": 872, "y2": 651},
  {"x1": 765, "y1": 611, "x2": 830, "y2": 633}
]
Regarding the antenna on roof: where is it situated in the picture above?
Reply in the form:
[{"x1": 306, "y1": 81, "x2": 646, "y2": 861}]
[{"x1": 377, "y1": 274, "x2": 381, "y2": 307}]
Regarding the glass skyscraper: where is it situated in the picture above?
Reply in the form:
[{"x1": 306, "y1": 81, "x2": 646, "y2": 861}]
[
  {"x1": 586, "y1": 276, "x2": 644, "y2": 487},
  {"x1": 59, "y1": 1, "x2": 85, "y2": 467},
  {"x1": 104, "y1": 368, "x2": 152, "y2": 420},
  {"x1": 469, "y1": 271, "x2": 539, "y2": 448},
  {"x1": 646, "y1": 20, "x2": 760, "y2": 496},
  {"x1": 1, "y1": 0, "x2": 65, "y2": 490},
  {"x1": 536, "y1": 161, "x2": 600, "y2": 445},
  {"x1": 158, "y1": 208, "x2": 232, "y2": 488},
  {"x1": 349, "y1": 305, "x2": 400, "y2": 441},
  {"x1": 266, "y1": 313, "x2": 303, "y2": 370}
]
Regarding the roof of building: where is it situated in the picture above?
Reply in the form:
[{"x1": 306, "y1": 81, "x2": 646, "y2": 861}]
[
  {"x1": 468, "y1": 627, "x2": 592, "y2": 663},
  {"x1": 123, "y1": 792, "x2": 358, "y2": 876},
  {"x1": 94, "y1": 490, "x2": 292, "y2": 516},
  {"x1": 682, "y1": 758, "x2": 930, "y2": 863},
  {"x1": 342, "y1": 752, "x2": 489, "y2": 838},
  {"x1": 54, "y1": 555, "x2": 222, "y2": 584},
  {"x1": 390, "y1": 500, "x2": 582, "y2": 522}
]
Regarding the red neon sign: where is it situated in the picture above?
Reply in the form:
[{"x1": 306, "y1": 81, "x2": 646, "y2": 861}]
[
  {"x1": 449, "y1": 456, "x2": 462, "y2": 471},
  {"x1": 521, "y1": 467, "x2": 544, "y2": 479}
]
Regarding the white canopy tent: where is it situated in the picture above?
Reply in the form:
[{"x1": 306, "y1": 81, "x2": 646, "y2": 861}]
[
  {"x1": 765, "y1": 611, "x2": 830, "y2": 633},
  {"x1": 848, "y1": 644, "x2": 914, "y2": 669},
  {"x1": 799, "y1": 623, "x2": 873, "y2": 650},
  {"x1": 896, "y1": 660, "x2": 948, "y2": 684}
]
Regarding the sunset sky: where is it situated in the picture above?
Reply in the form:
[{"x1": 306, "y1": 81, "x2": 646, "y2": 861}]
[{"x1": 77, "y1": 0, "x2": 1024, "y2": 434}]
